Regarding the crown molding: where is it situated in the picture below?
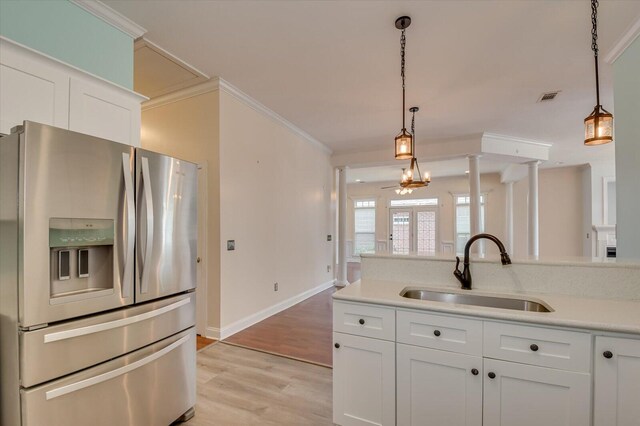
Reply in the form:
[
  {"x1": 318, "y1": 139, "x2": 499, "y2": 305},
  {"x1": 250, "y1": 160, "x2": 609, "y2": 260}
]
[
  {"x1": 141, "y1": 80, "x2": 219, "y2": 111},
  {"x1": 215, "y1": 77, "x2": 333, "y2": 155},
  {"x1": 604, "y1": 14, "x2": 640, "y2": 64},
  {"x1": 69, "y1": 0, "x2": 146, "y2": 39},
  {"x1": 142, "y1": 77, "x2": 332, "y2": 155}
]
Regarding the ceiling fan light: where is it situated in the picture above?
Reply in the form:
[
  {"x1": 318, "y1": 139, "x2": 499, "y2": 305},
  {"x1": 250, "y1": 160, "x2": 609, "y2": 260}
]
[
  {"x1": 584, "y1": 106, "x2": 613, "y2": 145},
  {"x1": 395, "y1": 129, "x2": 413, "y2": 159}
]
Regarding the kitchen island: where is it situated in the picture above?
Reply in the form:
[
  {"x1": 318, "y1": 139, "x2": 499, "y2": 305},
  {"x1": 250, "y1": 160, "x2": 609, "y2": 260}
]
[{"x1": 332, "y1": 253, "x2": 640, "y2": 426}]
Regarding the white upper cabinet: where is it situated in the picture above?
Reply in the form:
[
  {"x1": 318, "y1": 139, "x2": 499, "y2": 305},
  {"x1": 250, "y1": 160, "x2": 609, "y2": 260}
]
[
  {"x1": 0, "y1": 37, "x2": 145, "y2": 145},
  {"x1": 594, "y1": 336, "x2": 640, "y2": 426},
  {"x1": 68, "y1": 78, "x2": 141, "y2": 145},
  {"x1": 0, "y1": 40, "x2": 69, "y2": 134}
]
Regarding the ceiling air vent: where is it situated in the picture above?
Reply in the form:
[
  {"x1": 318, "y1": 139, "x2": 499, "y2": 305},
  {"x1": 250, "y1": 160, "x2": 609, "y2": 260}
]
[{"x1": 537, "y1": 91, "x2": 561, "y2": 102}]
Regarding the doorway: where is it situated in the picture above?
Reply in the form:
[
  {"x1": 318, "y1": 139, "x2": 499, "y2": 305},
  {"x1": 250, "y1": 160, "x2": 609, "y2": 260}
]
[{"x1": 390, "y1": 206, "x2": 438, "y2": 255}]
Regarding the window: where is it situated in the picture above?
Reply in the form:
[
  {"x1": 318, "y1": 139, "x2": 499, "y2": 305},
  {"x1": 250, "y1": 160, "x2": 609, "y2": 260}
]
[
  {"x1": 455, "y1": 194, "x2": 485, "y2": 254},
  {"x1": 389, "y1": 198, "x2": 438, "y2": 207},
  {"x1": 354, "y1": 199, "x2": 376, "y2": 255}
]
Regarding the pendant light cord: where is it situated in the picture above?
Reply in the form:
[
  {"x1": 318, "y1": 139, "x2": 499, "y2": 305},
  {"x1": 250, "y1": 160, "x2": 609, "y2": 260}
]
[
  {"x1": 591, "y1": 0, "x2": 600, "y2": 106},
  {"x1": 401, "y1": 28, "x2": 406, "y2": 129}
]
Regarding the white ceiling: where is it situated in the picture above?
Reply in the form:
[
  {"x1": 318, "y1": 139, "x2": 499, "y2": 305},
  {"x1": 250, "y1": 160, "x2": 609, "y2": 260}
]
[{"x1": 106, "y1": 0, "x2": 640, "y2": 169}]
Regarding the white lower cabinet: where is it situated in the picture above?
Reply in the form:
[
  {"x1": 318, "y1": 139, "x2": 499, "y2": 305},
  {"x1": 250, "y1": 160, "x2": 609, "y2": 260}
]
[
  {"x1": 483, "y1": 358, "x2": 591, "y2": 426},
  {"x1": 396, "y1": 343, "x2": 482, "y2": 426},
  {"x1": 594, "y1": 336, "x2": 640, "y2": 426},
  {"x1": 333, "y1": 332, "x2": 395, "y2": 426}
]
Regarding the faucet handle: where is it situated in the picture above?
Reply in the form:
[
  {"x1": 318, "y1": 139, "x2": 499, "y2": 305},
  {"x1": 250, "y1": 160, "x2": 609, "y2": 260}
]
[{"x1": 455, "y1": 256, "x2": 461, "y2": 272}]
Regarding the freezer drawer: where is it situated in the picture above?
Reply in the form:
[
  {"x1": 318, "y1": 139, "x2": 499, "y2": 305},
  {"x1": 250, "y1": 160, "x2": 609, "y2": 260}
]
[
  {"x1": 21, "y1": 328, "x2": 196, "y2": 426},
  {"x1": 20, "y1": 292, "x2": 195, "y2": 387}
]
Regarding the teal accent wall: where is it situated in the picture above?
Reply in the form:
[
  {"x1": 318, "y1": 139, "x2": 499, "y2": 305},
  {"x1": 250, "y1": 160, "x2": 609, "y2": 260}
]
[
  {"x1": 614, "y1": 36, "x2": 640, "y2": 260},
  {"x1": 0, "y1": 0, "x2": 133, "y2": 89}
]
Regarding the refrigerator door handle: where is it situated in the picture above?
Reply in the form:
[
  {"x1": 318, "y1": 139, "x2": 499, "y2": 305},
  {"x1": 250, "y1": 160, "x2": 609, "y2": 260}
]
[
  {"x1": 44, "y1": 334, "x2": 190, "y2": 400},
  {"x1": 140, "y1": 156, "x2": 154, "y2": 294},
  {"x1": 122, "y1": 152, "x2": 135, "y2": 299},
  {"x1": 43, "y1": 297, "x2": 191, "y2": 343}
]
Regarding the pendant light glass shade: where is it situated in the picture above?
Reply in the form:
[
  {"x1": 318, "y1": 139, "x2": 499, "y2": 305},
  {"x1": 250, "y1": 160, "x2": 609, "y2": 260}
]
[
  {"x1": 395, "y1": 129, "x2": 413, "y2": 159},
  {"x1": 584, "y1": 0, "x2": 613, "y2": 146},
  {"x1": 584, "y1": 105, "x2": 613, "y2": 145}
]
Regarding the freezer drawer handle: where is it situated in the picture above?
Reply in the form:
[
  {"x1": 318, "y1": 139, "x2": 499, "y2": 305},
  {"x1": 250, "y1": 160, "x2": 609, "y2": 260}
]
[
  {"x1": 122, "y1": 152, "x2": 135, "y2": 298},
  {"x1": 43, "y1": 298, "x2": 190, "y2": 343},
  {"x1": 45, "y1": 334, "x2": 190, "y2": 400},
  {"x1": 139, "y1": 156, "x2": 154, "y2": 294}
]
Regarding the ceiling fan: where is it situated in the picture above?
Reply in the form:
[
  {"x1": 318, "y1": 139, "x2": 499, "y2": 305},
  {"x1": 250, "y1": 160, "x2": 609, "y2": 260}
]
[{"x1": 381, "y1": 169, "x2": 416, "y2": 195}]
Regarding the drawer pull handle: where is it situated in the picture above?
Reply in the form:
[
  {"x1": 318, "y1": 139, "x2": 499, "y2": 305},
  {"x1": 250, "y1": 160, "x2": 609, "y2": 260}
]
[
  {"x1": 488, "y1": 372, "x2": 496, "y2": 379},
  {"x1": 45, "y1": 334, "x2": 190, "y2": 400},
  {"x1": 471, "y1": 369, "x2": 479, "y2": 376},
  {"x1": 603, "y1": 350, "x2": 613, "y2": 359},
  {"x1": 359, "y1": 319, "x2": 365, "y2": 325},
  {"x1": 335, "y1": 343, "x2": 340, "y2": 349},
  {"x1": 433, "y1": 330, "x2": 441, "y2": 337},
  {"x1": 44, "y1": 298, "x2": 191, "y2": 343},
  {"x1": 530, "y1": 344, "x2": 539, "y2": 352}
]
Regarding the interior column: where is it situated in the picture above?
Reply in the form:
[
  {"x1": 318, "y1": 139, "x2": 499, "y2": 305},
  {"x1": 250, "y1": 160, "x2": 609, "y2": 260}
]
[
  {"x1": 505, "y1": 181, "x2": 514, "y2": 254},
  {"x1": 336, "y1": 166, "x2": 349, "y2": 287},
  {"x1": 528, "y1": 161, "x2": 540, "y2": 257},
  {"x1": 468, "y1": 155, "x2": 482, "y2": 255}
]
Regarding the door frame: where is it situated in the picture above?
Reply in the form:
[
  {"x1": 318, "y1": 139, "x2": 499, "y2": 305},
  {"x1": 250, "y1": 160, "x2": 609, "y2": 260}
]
[{"x1": 196, "y1": 163, "x2": 208, "y2": 336}]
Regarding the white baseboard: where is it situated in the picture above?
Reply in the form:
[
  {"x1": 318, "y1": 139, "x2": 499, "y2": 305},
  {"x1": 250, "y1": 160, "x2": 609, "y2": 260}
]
[
  {"x1": 218, "y1": 279, "x2": 336, "y2": 340},
  {"x1": 205, "y1": 327, "x2": 221, "y2": 340}
]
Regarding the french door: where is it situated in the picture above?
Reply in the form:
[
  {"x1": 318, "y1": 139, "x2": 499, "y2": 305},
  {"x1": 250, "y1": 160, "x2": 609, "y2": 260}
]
[{"x1": 390, "y1": 207, "x2": 438, "y2": 255}]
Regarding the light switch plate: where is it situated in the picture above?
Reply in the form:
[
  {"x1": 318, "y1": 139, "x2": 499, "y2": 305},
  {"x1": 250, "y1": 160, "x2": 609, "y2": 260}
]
[{"x1": 227, "y1": 240, "x2": 235, "y2": 251}]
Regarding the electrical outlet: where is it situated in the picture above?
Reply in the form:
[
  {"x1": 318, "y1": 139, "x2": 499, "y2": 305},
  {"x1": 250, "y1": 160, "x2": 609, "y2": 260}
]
[
  {"x1": 227, "y1": 240, "x2": 235, "y2": 251},
  {"x1": 327, "y1": 265, "x2": 331, "y2": 272},
  {"x1": 327, "y1": 234, "x2": 332, "y2": 242},
  {"x1": 274, "y1": 282, "x2": 278, "y2": 291}
]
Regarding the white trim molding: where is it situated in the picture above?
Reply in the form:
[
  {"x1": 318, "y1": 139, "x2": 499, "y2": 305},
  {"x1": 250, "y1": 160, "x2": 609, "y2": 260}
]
[
  {"x1": 217, "y1": 78, "x2": 332, "y2": 155},
  {"x1": 212, "y1": 280, "x2": 336, "y2": 340},
  {"x1": 604, "y1": 14, "x2": 640, "y2": 64},
  {"x1": 69, "y1": 0, "x2": 147, "y2": 39},
  {"x1": 141, "y1": 77, "x2": 333, "y2": 155}
]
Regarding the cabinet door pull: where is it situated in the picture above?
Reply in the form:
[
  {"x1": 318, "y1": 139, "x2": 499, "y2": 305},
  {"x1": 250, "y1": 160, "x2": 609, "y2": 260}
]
[
  {"x1": 488, "y1": 372, "x2": 496, "y2": 379},
  {"x1": 471, "y1": 369, "x2": 479, "y2": 376},
  {"x1": 334, "y1": 343, "x2": 340, "y2": 349},
  {"x1": 603, "y1": 350, "x2": 613, "y2": 359},
  {"x1": 433, "y1": 330, "x2": 441, "y2": 337},
  {"x1": 359, "y1": 319, "x2": 365, "y2": 325},
  {"x1": 530, "y1": 344, "x2": 539, "y2": 352}
]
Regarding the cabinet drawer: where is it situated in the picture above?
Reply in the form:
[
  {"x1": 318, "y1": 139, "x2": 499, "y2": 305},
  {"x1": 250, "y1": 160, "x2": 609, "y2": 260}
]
[
  {"x1": 397, "y1": 310, "x2": 483, "y2": 356},
  {"x1": 333, "y1": 302, "x2": 395, "y2": 341},
  {"x1": 484, "y1": 322, "x2": 591, "y2": 372}
]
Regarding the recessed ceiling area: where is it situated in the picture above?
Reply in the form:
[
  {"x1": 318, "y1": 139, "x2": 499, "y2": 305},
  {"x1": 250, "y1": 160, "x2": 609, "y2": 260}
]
[
  {"x1": 347, "y1": 157, "x2": 508, "y2": 184},
  {"x1": 106, "y1": 0, "x2": 640, "y2": 168}
]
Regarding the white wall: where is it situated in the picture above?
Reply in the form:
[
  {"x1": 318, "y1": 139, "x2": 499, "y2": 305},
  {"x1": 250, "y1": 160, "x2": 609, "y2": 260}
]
[
  {"x1": 218, "y1": 90, "x2": 335, "y2": 331},
  {"x1": 140, "y1": 89, "x2": 221, "y2": 330},
  {"x1": 614, "y1": 36, "x2": 640, "y2": 260},
  {"x1": 347, "y1": 167, "x2": 586, "y2": 260}
]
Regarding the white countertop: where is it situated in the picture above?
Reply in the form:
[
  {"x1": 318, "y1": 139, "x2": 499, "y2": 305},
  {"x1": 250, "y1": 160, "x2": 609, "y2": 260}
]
[{"x1": 334, "y1": 279, "x2": 640, "y2": 335}]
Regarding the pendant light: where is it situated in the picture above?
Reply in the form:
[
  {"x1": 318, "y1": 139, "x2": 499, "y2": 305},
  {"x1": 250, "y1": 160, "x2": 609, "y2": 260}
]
[
  {"x1": 584, "y1": 0, "x2": 613, "y2": 145},
  {"x1": 394, "y1": 16, "x2": 413, "y2": 159},
  {"x1": 398, "y1": 107, "x2": 431, "y2": 190}
]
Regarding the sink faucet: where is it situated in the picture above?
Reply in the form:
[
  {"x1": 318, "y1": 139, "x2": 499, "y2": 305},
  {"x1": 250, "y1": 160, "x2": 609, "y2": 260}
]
[{"x1": 454, "y1": 233, "x2": 511, "y2": 290}]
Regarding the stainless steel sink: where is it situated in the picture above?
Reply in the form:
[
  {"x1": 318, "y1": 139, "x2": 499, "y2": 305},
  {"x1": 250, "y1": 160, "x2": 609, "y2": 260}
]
[{"x1": 400, "y1": 288, "x2": 553, "y2": 312}]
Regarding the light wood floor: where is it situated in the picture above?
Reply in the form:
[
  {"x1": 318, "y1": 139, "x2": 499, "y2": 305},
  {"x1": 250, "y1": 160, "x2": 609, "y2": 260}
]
[
  {"x1": 223, "y1": 287, "x2": 336, "y2": 367},
  {"x1": 185, "y1": 343, "x2": 333, "y2": 426}
]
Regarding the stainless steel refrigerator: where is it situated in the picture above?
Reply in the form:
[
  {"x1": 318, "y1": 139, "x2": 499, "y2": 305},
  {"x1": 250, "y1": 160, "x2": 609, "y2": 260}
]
[{"x1": 0, "y1": 121, "x2": 198, "y2": 426}]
